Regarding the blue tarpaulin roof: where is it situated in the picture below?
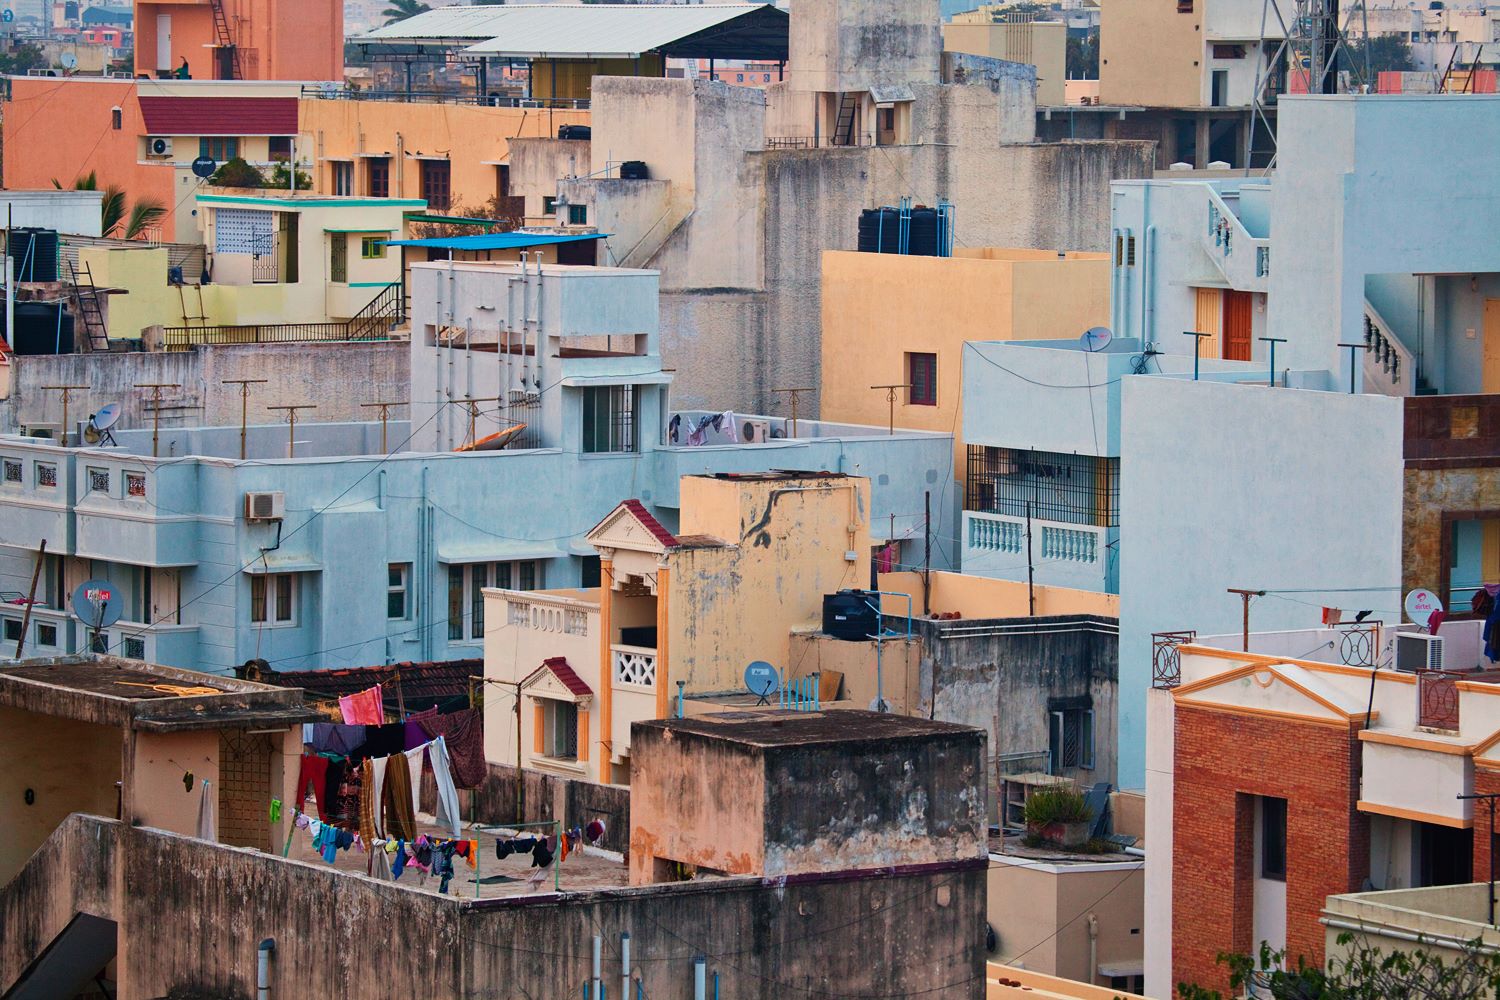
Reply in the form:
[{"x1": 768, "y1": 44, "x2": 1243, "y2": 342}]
[{"x1": 383, "y1": 232, "x2": 607, "y2": 250}]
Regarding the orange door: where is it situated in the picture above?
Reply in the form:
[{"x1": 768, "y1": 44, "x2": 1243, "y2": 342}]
[{"x1": 1222, "y1": 290, "x2": 1253, "y2": 361}]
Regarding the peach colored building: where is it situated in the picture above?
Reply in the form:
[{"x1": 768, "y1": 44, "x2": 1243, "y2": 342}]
[{"x1": 136, "y1": 0, "x2": 342, "y2": 82}]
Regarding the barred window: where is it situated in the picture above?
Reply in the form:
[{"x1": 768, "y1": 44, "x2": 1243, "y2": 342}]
[
  {"x1": 965, "y1": 446, "x2": 1118, "y2": 528},
  {"x1": 2, "y1": 459, "x2": 21, "y2": 484},
  {"x1": 88, "y1": 467, "x2": 111, "y2": 495},
  {"x1": 36, "y1": 463, "x2": 57, "y2": 488},
  {"x1": 125, "y1": 472, "x2": 147, "y2": 498},
  {"x1": 124, "y1": 636, "x2": 146, "y2": 660}
]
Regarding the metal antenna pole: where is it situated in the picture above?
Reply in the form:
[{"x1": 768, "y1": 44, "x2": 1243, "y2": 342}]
[
  {"x1": 222, "y1": 378, "x2": 268, "y2": 460},
  {"x1": 870, "y1": 384, "x2": 913, "y2": 436},
  {"x1": 267, "y1": 404, "x2": 315, "y2": 458},
  {"x1": 360, "y1": 400, "x2": 408, "y2": 455},
  {"x1": 1228, "y1": 588, "x2": 1266, "y2": 651},
  {"x1": 770, "y1": 386, "x2": 813, "y2": 438},
  {"x1": 451, "y1": 396, "x2": 502, "y2": 448},
  {"x1": 1185, "y1": 331, "x2": 1212, "y2": 380},
  {"x1": 40, "y1": 385, "x2": 89, "y2": 447},
  {"x1": 1336, "y1": 342, "x2": 1366, "y2": 395},
  {"x1": 134, "y1": 383, "x2": 181, "y2": 458},
  {"x1": 1259, "y1": 336, "x2": 1287, "y2": 387}
]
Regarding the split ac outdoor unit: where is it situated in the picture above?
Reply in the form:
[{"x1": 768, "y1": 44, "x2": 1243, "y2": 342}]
[
  {"x1": 1396, "y1": 632, "x2": 1444, "y2": 672},
  {"x1": 740, "y1": 418, "x2": 772, "y2": 444},
  {"x1": 21, "y1": 423, "x2": 59, "y2": 440},
  {"x1": 147, "y1": 137, "x2": 173, "y2": 158},
  {"x1": 244, "y1": 491, "x2": 286, "y2": 522}
]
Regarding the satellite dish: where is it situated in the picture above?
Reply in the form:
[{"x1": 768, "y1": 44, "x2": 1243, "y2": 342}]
[
  {"x1": 1081, "y1": 326, "x2": 1113, "y2": 352},
  {"x1": 60, "y1": 51, "x2": 77, "y2": 69},
  {"x1": 191, "y1": 156, "x2": 217, "y2": 180},
  {"x1": 71, "y1": 578, "x2": 125, "y2": 630},
  {"x1": 95, "y1": 402, "x2": 122, "y2": 431},
  {"x1": 1404, "y1": 588, "x2": 1443, "y2": 625},
  {"x1": 744, "y1": 661, "x2": 779, "y2": 704}
]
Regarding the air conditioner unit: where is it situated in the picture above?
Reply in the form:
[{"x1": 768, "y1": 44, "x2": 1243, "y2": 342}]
[
  {"x1": 1396, "y1": 632, "x2": 1444, "y2": 672},
  {"x1": 739, "y1": 418, "x2": 772, "y2": 444},
  {"x1": 147, "y1": 137, "x2": 173, "y2": 158},
  {"x1": 244, "y1": 490, "x2": 286, "y2": 522},
  {"x1": 21, "y1": 423, "x2": 60, "y2": 440}
]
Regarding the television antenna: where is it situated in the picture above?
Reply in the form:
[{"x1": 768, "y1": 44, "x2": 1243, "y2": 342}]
[{"x1": 83, "y1": 402, "x2": 121, "y2": 446}]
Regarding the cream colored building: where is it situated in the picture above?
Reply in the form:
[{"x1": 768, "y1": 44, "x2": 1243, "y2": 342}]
[
  {"x1": 1100, "y1": 0, "x2": 1283, "y2": 110},
  {"x1": 945, "y1": 14, "x2": 1068, "y2": 106},
  {"x1": 482, "y1": 473, "x2": 873, "y2": 787},
  {"x1": 818, "y1": 248, "x2": 1110, "y2": 499}
]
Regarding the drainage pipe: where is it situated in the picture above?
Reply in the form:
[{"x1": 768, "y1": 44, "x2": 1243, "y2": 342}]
[{"x1": 256, "y1": 938, "x2": 275, "y2": 1000}]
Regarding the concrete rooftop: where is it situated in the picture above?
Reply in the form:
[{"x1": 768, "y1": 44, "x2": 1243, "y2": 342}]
[{"x1": 637, "y1": 708, "x2": 981, "y2": 748}]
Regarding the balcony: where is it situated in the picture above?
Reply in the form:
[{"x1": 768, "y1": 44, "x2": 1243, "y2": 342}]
[
  {"x1": 961, "y1": 510, "x2": 1115, "y2": 593},
  {"x1": 4, "y1": 605, "x2": 197, "y2": 664},
  {"x1": 611, "y1": 644, "x2": 657, "y2": 688}
]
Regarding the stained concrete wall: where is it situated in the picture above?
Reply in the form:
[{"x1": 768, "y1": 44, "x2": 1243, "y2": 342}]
[
  {"x1": 914, "y1": 615, "x2": 1119, "y2": 786},
  {"x1": 988, "y1": 857, "x2": 1145, "y2": 984},
  {"x1": 0, "y1": 342, "x2": 409, "y2": 434},
  {"x1": 791, "y1": 0, "x2": 943, "y2": 94},
  {"x1": 0, "y1": 814, "x2": 987, "y2": 1000}
]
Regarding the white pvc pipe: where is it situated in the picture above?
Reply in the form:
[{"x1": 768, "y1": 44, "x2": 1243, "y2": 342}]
[
  {"x1": 694, "y1": 957, "x2": 706, "y2": 1000},
  {"x1": 257, "y1": 938, "x2": 275, "y2": 1000},
  {"x1": 592, "y1": 934, "x2": 602, "y2": 998},
  {"x1": 621, "y1": 932, "x2": 631, "y2": 1000}
]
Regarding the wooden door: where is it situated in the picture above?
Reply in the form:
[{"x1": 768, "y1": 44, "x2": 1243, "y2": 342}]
[
  {"x1": 1222, "y1": 290, "x2": 1253, "y2": 361},
  {"x1": 1484, "y1": 299, "x2": 1500, "y2": 393},
  {"x1": 1194, "y1": 287, "x2": 1223, "y2": 359}
]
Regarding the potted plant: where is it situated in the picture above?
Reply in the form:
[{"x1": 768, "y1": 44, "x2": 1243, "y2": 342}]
[{"x1": 1024, "y1": 785, "x2": 1091, "y2": 848}]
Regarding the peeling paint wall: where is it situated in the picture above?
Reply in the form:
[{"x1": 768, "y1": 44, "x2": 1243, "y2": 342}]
[{"x1": 1, "y1": 815, "x2": 985, "y2": 1000}]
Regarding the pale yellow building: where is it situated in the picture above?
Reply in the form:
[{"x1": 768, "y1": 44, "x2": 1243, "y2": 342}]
[
  {"x1": 1099, "y1": 0, "x2": 1283, "y2": 109},
  {"x1": 987, "y1": 964, "x2": 1148, "y2": 999},
  {"x1": 818, "y1": 248, "x2": 1110, "y2": 498},
  {"x1": 482, "y1": 473, "x2": 873, "y2": 787},
  {"x1": 944, "y1": 14, "x2": 1068, "y2": 107}
]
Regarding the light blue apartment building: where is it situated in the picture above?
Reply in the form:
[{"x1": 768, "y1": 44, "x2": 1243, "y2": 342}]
[{"x1": 0, "y1": 260, "x2": 953, "y2": 675}]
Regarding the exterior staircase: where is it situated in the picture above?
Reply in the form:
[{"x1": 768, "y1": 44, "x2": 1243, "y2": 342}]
[{"x1": 209, "y1": 0, "x2": 243, "y2": 80}]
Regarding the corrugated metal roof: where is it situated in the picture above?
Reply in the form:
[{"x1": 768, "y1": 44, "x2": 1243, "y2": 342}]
[
  {"x1": 138, "y1": 96, "x2": 298, "y2": 137},
  {"x1": 384, "y1": 231, "x2": 606, "y2": 250},
  {"x1": 363, "y1": 4, "x2": 787, "y2": 61}
]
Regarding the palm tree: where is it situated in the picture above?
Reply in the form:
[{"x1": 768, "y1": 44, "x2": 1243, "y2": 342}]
[
  {"x1": 382, "y1": 0, "x2": 430, "y2": 25},
  {"x1": 52, "y1": 172, "x2": 162, "y2": 240}
]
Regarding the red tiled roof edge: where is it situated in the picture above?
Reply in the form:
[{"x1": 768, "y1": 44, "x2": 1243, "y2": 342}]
[
  {"x1": 138, "y1": 96, "x2": 298, "y2": 137},
  {"x1": 524, "y1": 656, "x2": 594, "y2": 697},
  {"x1": 621, "y1": 498, "x2": 679, "y2": 548}
]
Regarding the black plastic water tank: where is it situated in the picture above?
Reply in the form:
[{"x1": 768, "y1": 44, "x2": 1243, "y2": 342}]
[
  {"x1": 558, "y1": 124, "x2": 592, "y2": 140},
  {"x1": 857, "y1": 208, "x2": 901, "y2": 253},
  {"x1": 10, "y1": 229, "x2": 60, "y2": 283},
  {"x1": 907, "y1": 207, "x2": 940, "y2": 256},
  {"x1": 822, "y1": 590, "x2": 880, "y2": 641},
  {"x1": 619, "y1": 160, "x2": 649, "y2": 180},
  {"x1": 7, "y1": 302, "x2": 74, "y2": 355}
]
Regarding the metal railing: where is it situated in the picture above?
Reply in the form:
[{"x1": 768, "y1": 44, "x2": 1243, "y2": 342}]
[
  {"x1": 163, "y1": 282, "x2": 403, "y2": 351},
  {"x1": 1152, "y1": 631, "x2": 1196, "y2": 689},
  {"x1": 299, "y1": 85, "x2": 589, "y2": 110},
  {"x1": 1418, "y1": 669, "x2": 1462, "y2": 731},
  {"x1": 1338, "y1": 621, "x2": 1382, "y2": 668}
]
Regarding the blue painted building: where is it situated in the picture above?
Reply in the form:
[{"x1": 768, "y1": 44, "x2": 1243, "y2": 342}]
[{"x1": 0, "y1": 261, "x2": 953, "y2": 675}]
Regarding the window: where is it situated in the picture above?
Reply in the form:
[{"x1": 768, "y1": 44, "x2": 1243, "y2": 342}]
[
  {"x1": 361, "y1": 236, "x2": 386, "y2": 259},
  {"x1": 448, "y1": 562, "x2": 544, "y2": 641},
  {"x1": 1177, "y1": 0, "x2": 1193, "y2": 11},
  {"x1": 966, "y1": 447, "x2": 1120, "y2": 528},
  {"x1": 420, "y1": 159, "x2": 451, "y2": 210},
  {"x1": 568, "y1": 203, "x2": 587, "y2": 226},
  {"x1": 111, "y1": 106, "x2": 122, "y2": 130},
  {"x1": 250, "y1": 573, "x2": 297, "y2": 625},
  {"x1": 763, "y1": 74, "x2": 771, "y2": 82},
  {"x1": 125, "y1": 472, "x2": 146, "y2": 499},
  {"x1": 36, "y1": 463, "x2": 57, "y2": 489},
  {"x1": 907, "y1": 352, "x2": 938, "y2": 406},
  {"x1": 366, "y1": 157, "x2": 390, "y2": 198},
  {"x1": 543, "y1": 195, "x2": 558, "y2": 215},
  {"x1": 332, "y1": 160, "x2": 354, "y2": 196},
  {"x1": 1212, "y1": 44, "x2": 1246, "y2": 59},
  {"x1": 1048, "y1": 707, "x2": 1094, "y2": 772},
  {"x1": 2, "y1": 459, "x2": 20, "y2": 485},
  {"x1": 542, "y1": 699, "x2": 579, "y2": 759},
  {"x1": 1261, "y1": 796, "x2": 1287, "y2": 880},
  {"x1": 268, "y1": 136, "x2": 292, "y2": 161},
  {"x1": 123, "y1": 636, "x2": 146, "y2": 660},
  {"x1": 580, "y1": 555, "x2": 601, "y2": 589},
  {"x1": 388, "y1": 563, "x2": 409, "y2": 620},
  {"x1": 496, "y1": 163, "x2": 511, "y2": 199},
  {"x1": 89, "y1": 631, "x2": 109, "y2": 654},
  {"x1": 330, "y1": 233, "x2": 347, "y2": 283},
  {"x1": 736, "y1": 73, "x2": 744, "y2": 82},
  {"x1": 87, "y1": 467, "x2": 110, "y2": 495},
  {"x1": 198, "y1": 137, "x2": 240, "y2": 161},
  {"x1": 2, "y1": 618, "x2": 19, "y2": 643},
  {"x1": 582, "y1": 385, "x2": 637, "y2": 454},
  {"x1": 36, "y1": 622, "x2": 58, "y2": 648}
]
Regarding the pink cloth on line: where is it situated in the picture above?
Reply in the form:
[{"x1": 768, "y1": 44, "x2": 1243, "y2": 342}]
[{"x1": 339, "y1": 684, "x2": 385, "y2": 725}]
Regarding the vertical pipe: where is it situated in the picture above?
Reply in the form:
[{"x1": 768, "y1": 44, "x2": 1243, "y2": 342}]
[
  {"x1": 256, "y1": 939, "x2": 275, "y2": 1000},
  {"x1": 621, "y1": 932, "x2": 631, "y2": 1000},
  {"x1": 713, "y1": 971, "x2": 719, "y2": 1000},
  {"x1": 592, "y1": 934, "x2": 602, "y2": 1000},
  {"x1": 694, "y1": 958, "x2": 706, "y2": 1000}
]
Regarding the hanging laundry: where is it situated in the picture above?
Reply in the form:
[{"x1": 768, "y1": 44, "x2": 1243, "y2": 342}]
[
  {"x1": 339, "y1": 684, "x2": 385, "y2": 725},
  {"x1": 585, "y1": 819, "x2": 606, "y2": 845},
  {"x1": 392, "y1": 840, "x2": 409, "y2": 879},
  {"x1": 196, "y1": 779, "x2": 216, "y2": 840},
  {"x1": 1485, "y1": 596, "x2": 1500, "y2": 663},
  {"x1": 361, "y1": 722, "x2": 408, "y2": 757},
  {"x1": 358, "y1": 759, "x2": 377, "y2": 845},
  {"x1": 718, "y1": 411, "x2": 740, "y2": 443},
  {"x1": 309, "y1": 722, "x2": 368, "y2": 757},
  {"x1": 371, "y1": 845, "x2": 392, "y2": 881},
  {"x1": 268, "y1": 798, "x2": 281, "y2": 824},
  {"x1": 295, "y1": 754, "x2": 335, "y2": 822},
  {"x1": 382, "y1": 754, "x2": 418, "y2": 841},
  {"x1": 402, "y1": 707, "x2": 440, "y2": 752},
  {"x1": 1429, "y1": 609, "x2": 1448, "y2": 635},
  {"x1": 877, "y1": 544, "x2": 896, "y2": 574},
  {"x1": 429, "y1": 736, "x2": 463, "y2": 838},
  {"x1": 369, "y1": 756, "x2": 389, "y2": 838},
  {"x1": 416, "y1": 708, "x2": 486, "y2": 789},
  {"x1": 436, "y1": 842, "x2": 457, "y2": 894},
  {"x1": 402, "y1": 744, "x2": 425, "y2": 816},
  {"x1": 1475, "y1": 588, "x2": 1497, "y2": 618},
  {"x1": 531, "y1": 837, "x2": 554, "y2": 869},
  {"x1": 1321, "y1": 607, "x2": 1343, "y2": 627}
]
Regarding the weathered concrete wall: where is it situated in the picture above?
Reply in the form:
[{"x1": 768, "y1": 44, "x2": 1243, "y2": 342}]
[
  {"x1": 427, "y1": 761, "x2": 632, "y2": 855},
  {"x1": 656, "y1": 290, "x2": 769, "y2": 411},
  {"x1": 914, "y1": 615, "x2": 1120, "y2": 786},
  {"x1": 0, "y1": 815, "x2": 987, "y2": 1000},
  {"x1": 791, "y1": 0, "x2": 943, "y2": 94},
  {"x1": 0, "y1": 342, "x2": 409, "y2": 434}
]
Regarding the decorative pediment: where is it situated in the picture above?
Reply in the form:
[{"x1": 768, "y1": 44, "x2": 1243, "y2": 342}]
[
  {"x1": 586, "y1": 499, "x2": 679, "y2": 555},
  {"x1": 1174, "y1": 662, "x2": 1364, "y2": 726},
  {"x1": 521, "y1": 657, "x2": 594, "y2": 708}
]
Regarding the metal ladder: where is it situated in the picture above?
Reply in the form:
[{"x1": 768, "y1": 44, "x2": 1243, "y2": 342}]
[
  {"x1": 833, "y1": 92, "x2": 858, "y2": 146},
  {"x1": 209, "y1": 0, "x2": 243, "y2": 80},
  {"x1": 67, "y1": 259, "x2": 111, "y2": 353}
]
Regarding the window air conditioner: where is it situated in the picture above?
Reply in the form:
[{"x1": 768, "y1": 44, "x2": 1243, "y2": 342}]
[
  {"x1": 244, "y1": 491, "x2": 286, "y2": 522},
  {"x1": 739, "y1": 418, "x2": 772, "y2": 444},
  {"x1": 21, "y1": 423, "x2": 60, "y2": 440},
  {"x1": 1395, "y1": 632, "x2": 1444, "y2": 672},
  {"x1": 147, "y1": 137, "x2": 173, "y2": 158}
]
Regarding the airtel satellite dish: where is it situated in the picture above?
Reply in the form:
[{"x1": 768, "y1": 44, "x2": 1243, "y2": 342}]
[
  {"x1": 71, "y1": 578, "x2": 125, "y2": 630},
  {"x1": 94, "y1": 403, "x2": 122, "y2": 431},
  {"x1": 1081, "y1": 326, "x2": 1113, "y2": 352},
  {"x1": 744, "y1": 661, "x2": 779, "y2": 704},
  {"x1": 1404, "y1": 588, "x2": 1443, "y2": 625}
]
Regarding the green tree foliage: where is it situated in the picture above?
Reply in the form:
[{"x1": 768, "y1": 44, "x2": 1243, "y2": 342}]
[
  {"x1": 207, "y1": 157, "x2": 268, "y2": 189},
  {"x1": 382, "y1": 0, "x2": 430, "y2": 25},
  {"x1": 1341, "y1": 35, "x2": 1417, "y2": 75},
  {"x1": 1067, "y1": 30, "x2": 1100, "y2": 79},
  {"x1": 0, "y1": 43, "x2": 46, "y2": 75},
  {"x1": 50, "y1": 171, "x2": 161, "y2": 239},
  {"x1": 1177, "y1": 934, "x2": 1500, "y2": 1000}
]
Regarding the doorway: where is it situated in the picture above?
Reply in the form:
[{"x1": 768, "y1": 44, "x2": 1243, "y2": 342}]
[
  {"x1": 155, "y1": 14, "x2": 172, "y2": 72},
  {"x1": 1223, "y1": 290, "x2": 1253, "y2": 361},
  {"x1": 1416, "y1": 821, "x2": 1472, "y2": 887},
  {"x1": 1483, "y1": 298, "x2": 1500, "y2": 393}
]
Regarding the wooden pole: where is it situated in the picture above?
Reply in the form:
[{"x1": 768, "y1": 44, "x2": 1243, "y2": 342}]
[
  {"x1": 870, "y1": 384, "x2": 912, "y2": 435},
  {"x1": 267, "y1": 404, "x2": 316, "y2": 458},
  {"x1": 134, "y1": 383, "x2": 182, "y2": 458},
  {"x1": 222, "y1": 378, "x2": 268, "y2": 460},
  {"x1": 14, "y1": 539, "x2": 46, "y2": 657},
  {"x1": 360, "y1": 400, "x2": 408, "y2": 455},
  {"x1": 40, "y1": 385, "x2": 89, "y2": 446},
  {"x1": 1227, "y1": 588, "x2": 1266, "y2": 651}
]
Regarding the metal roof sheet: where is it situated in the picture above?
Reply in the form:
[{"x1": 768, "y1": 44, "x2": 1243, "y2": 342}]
[
  {"x1": 138, "y1": 96, "x2": 298, "y2": 137},
  {"x1": 362, "y1": 4, "x2": 787, "y2": 61}
]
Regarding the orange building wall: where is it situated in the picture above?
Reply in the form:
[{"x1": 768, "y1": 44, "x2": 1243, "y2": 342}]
[
  {"x1": 3, "y1": 79, "x2": 178, "y2": 233},
  {"x1": 136, "y1": 0, "x2": 342, "y2": 82}
]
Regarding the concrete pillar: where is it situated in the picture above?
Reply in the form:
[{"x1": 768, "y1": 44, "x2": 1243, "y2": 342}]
[
  {"x1": 654, "y1": 565, "x2": 671, "y2": 720},
  {"x1": 598, "y1": 557, "x2": 614, "y2": 784},
  {"x1": 1195, "y1": 116, "x2": 1211, "y2": 169}
]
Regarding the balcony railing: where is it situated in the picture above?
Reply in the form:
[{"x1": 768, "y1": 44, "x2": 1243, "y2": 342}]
[
  {"x1": 968, "y1": 514, "x2": 1023, "y2": 554},
  {"x1": 1040, "y1": 525, "x2": 1098, "y2": 563},
  {"x1": 300, "y1": 85, "x2": 590, "y2": 110},
  {"x1": 163, "y1": 282, "x2": 404, "y2": 351},
  {"x1": 1152, "y1": 631, "x2": 1196, "y2": 689},
  {"x1": 503, "y1": 593, "x2": 593, "y2": 637},
  {"x1": 1418, "y1": 669, "x2": 1462, "y2": 731},
  {"x1": 612, "y1": 644, "x2": 657, "y2": 687}
]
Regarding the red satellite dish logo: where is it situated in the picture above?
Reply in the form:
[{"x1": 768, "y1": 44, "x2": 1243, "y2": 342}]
[{"x1": 85, "y1": 588, "x2": 112, "y2": 602}]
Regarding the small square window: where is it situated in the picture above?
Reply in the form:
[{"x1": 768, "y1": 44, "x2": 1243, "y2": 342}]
[
  {"x1": 268, "y1": 136, "x2": 292, "y2": 161},
  {"x1": 387, "y1": 563, "x2": 409, "y2": 620},
  {"x1": 907, "y1": 352, "x2": 938, "y2": 406},
  {"x1": 90, "y1": 631, "x2": 109, "y2": 654},
  {"x1": 2, "y1": 459, "x2": 21, "y2": 484},
  {"x1": 361, "y1": 236, "x2": 386, "y2": 259},
  {"x1": 36, "y1": 622, "x2": 58, "y2": 647},
  {"x1": 88, "y1": 467, "x2": 111, "y2": 494},
  {"x1": 124, "y1": 636, "x2": 146, "y2": 660},
  {"x1": 567, "y1": 204, "x2": 587, "y2": 226},
  {"x1": 36, "y1": 463, "x2": 57, "y2": 489},
  {"x1": 125, "y1": 472, "x2": 147, "y2": 498},
  {"x1": 2, "y1": 619, "x2": 20, "y2": 643},
  {"x1": 543, "y1": 196, "x2": 558, "y2": 215}
]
